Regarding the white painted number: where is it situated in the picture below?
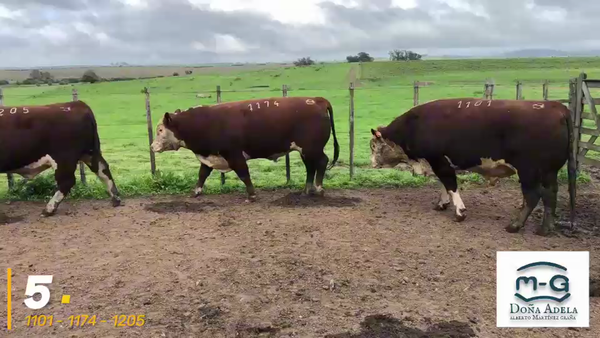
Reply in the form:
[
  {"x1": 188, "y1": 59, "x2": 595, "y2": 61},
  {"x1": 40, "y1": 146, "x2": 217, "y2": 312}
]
[
  {"x1": 10, "y1": 107, "x2": 17, "y2": 114},
  {"x1": 24, "y1": 275, "x2": 53, "y2": 310},
  {"x1": 274, "y1": 101, "x2": 279, "y2": 107},
  {"x1": 256, "y1": 102, "x2": 260, "y2": 109},
  {"x1": 248, "y1": 104, "x2": 253, "y2": 111},
  {"x1": 459, "y1": 100, "x2": 491, "y2": 108},
  {"x1": 23, "y1": 107, "x2": 29, "y2": 114},
  {"x1": 0, "y1": 109, "x2": 3, "y2": 117},
  {"x1": 532, "y1": 103, "x2": 545, "y2": 109},
  {"x1": 264, "y1": 101, "x2": 269, "y2": 108}
]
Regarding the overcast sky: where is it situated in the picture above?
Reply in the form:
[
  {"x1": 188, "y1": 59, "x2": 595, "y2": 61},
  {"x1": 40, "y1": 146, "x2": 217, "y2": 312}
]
[{"x1": 0, "y1": 0, "x2": 598, "y2": 67}]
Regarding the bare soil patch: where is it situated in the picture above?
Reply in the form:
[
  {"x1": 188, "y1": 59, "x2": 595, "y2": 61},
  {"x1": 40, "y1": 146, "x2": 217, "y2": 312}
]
[{"x1": 1, "y1": 182, "x2": 599, "y2": 337}]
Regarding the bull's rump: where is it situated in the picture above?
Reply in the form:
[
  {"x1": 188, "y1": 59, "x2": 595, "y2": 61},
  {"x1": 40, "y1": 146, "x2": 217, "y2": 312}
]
[
  {"x1": 0, "y1": 101, "x2": 97, "y2": 172},
  {"x1": 404, "y1": 98, "x2": 570, "y2": 169}
]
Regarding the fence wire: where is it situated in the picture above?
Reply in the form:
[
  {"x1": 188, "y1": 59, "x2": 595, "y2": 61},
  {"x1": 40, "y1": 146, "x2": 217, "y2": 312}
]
[{"x1": 0, "y1": 79, "x2": 589, "y2": 193}]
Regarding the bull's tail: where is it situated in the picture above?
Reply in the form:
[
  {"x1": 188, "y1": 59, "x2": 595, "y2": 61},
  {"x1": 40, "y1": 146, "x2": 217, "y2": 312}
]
[
  {"x1": 326, "y1": 100, "x2": 339, "y2": 170},
  {"x1": 565, "y1": 106, "x2": 577, "y2": 228},
  {"x1": 87, "y1": 106, "x2": 102, "y2": 173}
]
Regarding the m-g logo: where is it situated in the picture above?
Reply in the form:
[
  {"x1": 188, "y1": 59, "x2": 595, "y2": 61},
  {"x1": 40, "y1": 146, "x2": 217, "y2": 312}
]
[
  {"x1": 514, "y1": 261, "x2": 570, "y2": 303},
  {"x1": 496, "y1": 251, "x2": 589, "y2": 328}
]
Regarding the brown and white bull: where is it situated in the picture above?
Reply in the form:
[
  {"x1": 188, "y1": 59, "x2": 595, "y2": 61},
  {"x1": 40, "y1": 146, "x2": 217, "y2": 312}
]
[
  {"x1": 0, "y1": 101, "x2": 121, "y2": 216},
  {"x1": 370, "y1": 98, "x2": 576, "y2": 235},
  {"x1": 150, "y1": 96, "x2": 340, "y2": 201}
]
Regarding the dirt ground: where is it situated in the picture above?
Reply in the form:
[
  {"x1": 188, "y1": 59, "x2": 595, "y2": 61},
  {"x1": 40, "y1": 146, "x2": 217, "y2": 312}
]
[{"x1": 1, "y1": 180, "x2": 599, "y2": 338}]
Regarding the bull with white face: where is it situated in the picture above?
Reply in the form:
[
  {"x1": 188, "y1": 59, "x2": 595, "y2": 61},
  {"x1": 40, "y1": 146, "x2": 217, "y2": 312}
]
[
  {"x1": 151, "y1": 96, "x2": 340, "y2": 202},
  {"x1": 369, "y1": 98, "x2": 576, "y2": 236}
]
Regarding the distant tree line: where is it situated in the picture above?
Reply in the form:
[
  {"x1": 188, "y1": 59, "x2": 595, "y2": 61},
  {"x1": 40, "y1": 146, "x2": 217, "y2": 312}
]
[{"x1": 0, "y1": 67, "x2": 194, "y2": 87}]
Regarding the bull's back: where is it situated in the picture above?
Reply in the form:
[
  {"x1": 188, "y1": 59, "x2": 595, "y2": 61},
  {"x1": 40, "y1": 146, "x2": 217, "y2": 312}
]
[
  {"x1": 202, "y1": 96, "x2": 331, "y2": 156},
  {"x1": 0, "y1": 101, "x2": 97, "y2": 171},
  {"x1": 408, "y1": 98, "x2": 569, "y2": 165}
]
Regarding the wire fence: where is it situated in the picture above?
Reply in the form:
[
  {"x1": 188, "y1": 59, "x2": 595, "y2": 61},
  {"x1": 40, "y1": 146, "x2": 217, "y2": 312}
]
[{"x1": 0, "y1": 79, "x2": 577, "y2": 192}]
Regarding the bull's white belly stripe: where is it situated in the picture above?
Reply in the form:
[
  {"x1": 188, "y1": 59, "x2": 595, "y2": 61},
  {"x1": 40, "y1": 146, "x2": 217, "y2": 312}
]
[{"x1": 12, "y1": 155, "x2": 57, "y2": 179}]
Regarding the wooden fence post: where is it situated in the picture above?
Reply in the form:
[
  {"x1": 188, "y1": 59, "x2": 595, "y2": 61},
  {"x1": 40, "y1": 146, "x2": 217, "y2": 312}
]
[
  {"x1": 573, "y1": 73, "x2": 586, "y2": 171},
  {"x1": 282, "y1": 84, "x2": 291, "y2": 184},
  {"x1": 143, "y1": 87, "x2": 157, "y2": 175},
  {"x1": 413, "y1": 81, "x2": 419, "y2": 106},
  {"x1": 484, "y1": 80, "x2": 495, "y2": 100},
  {"x1": 349, "y1": 82, "x2": 355, "y2": 180},
  {"x1": 0, "y1": 88, "x2": 13, "y2": 190},
  {"x1": 543, "y1": 80, "x2": 549, "y2": 100},
  {"x1": 515, "y1": 81, "x2": 523, "y2": 100},
  {"x1": 216, "y1": 85, "x2": 225, "y2": 186},
  {"x1": 72, "y1": 88, "x2": 87, "y2": 185}
]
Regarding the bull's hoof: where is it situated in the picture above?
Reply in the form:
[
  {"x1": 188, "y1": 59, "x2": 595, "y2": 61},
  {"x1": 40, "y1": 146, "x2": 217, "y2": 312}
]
[
  {"x1": 434, "y1": 203, "x2": 449, "y2": 211},
  {"x1": 505, "y1": 223, "x2": 522, "y2": 233},
  {"x1": 111, "y1": 198, "x2": 122, "y2": 207},
  {"x1": 245, "y1": 195, "x2": 257, "y2": 203},
  {"x1": 41, "y1": 209, "x2": 55, "y2": 217},
  {"x1": 454, "y1": 211, "x2": 467, "y2": 222}
]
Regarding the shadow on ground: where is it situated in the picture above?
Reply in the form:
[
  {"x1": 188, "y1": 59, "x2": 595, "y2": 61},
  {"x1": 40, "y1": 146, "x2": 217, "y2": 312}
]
[
  {"x1": 325, "y1": 314, "x2": 477, "y2": 338},
  {"x1": 0, "y1": 213, "x2": 25, "y2": 225},
  {"x1": 270, "y1": 192, "x2": 362, "y2": 208},
  {"x1": 143, "y1": 200, "x2": 217, "y2": 214}
]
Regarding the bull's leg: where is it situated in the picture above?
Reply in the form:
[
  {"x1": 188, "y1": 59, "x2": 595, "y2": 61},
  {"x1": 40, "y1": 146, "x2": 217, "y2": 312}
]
[
  {"x1": 313, "y1": 152, "x2": 329, "y2": 197},
  {"x1": 428, "y1": 157, "x2": 466, "y2": 221},
  {"x1": 81, "y1": 155, "x2": 121, "y2": 207},
  {"x1": 193, "y1": 164, "x2": 213, "y2": 198},
  {"x1": 434, "y1": 186, "x2": 451, "y2": 211},
  {"x1": 538, "y1": 170, "x2": 559, "y2": 236},
  {"x1": 42, "y1": 161, "x2": 77, "y2": 217},
  {"x1": 226, "y1": 153, "x2": 256, "y2": 202},
  {"x1": 300, "y1": 154, "x2": 317, "y2": 195},
  {"x1": 506, "y1": 171, "x2": 541, "y2": 233}
]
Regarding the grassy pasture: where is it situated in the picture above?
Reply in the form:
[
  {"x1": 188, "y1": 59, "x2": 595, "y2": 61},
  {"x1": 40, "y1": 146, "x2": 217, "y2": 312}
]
[{"x1": 0, "y1": 57, "x2": 598, "y2": 200}]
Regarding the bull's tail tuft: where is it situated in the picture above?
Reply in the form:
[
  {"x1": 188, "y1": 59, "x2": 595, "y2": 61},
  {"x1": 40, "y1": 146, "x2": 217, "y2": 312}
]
[{"x1": 325, "y1": 100, "x2": 339, "y2": 170}]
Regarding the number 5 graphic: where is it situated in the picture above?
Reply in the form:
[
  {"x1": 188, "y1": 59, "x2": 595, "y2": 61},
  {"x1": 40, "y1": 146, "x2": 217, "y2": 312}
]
[{"x1": 24, "y1": 275, "x2": 53, "y2": 310}]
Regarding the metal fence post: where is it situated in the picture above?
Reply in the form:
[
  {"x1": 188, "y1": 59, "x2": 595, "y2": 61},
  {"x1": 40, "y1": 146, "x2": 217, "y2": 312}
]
[
  {"x1": 515, "y1": 81, "x2": 523, "y2": 100},
  {"x1": 543, "y1": 80, "x2": 549, "y2": 100}
]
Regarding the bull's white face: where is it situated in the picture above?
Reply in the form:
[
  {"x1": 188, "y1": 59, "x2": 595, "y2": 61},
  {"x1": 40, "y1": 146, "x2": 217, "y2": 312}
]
[
  {"x1": 369, "y1": 129, "x2": 410, "y2": 169},
  {"x1": 151, "y1": 117, "x2": 184, "y2": 153}
]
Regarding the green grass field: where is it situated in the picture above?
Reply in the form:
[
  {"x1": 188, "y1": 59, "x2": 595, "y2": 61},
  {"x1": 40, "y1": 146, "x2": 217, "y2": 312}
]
[{"x1": 1, "y1": 57, "x2": 598, "y2": 200}]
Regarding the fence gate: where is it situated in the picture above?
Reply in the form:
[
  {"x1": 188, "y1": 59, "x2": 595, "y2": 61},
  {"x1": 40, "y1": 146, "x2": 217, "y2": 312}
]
[{"x1": 571, "y1": 73, "x2": 600, "y2": 171}]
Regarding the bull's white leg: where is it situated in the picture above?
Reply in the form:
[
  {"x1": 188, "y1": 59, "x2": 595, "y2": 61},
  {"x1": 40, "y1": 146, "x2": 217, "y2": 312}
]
[
  {"x1": 435, "y1": 186, "x2": 451, "y2": 210},
  {"x1": 43, "y1": 191, "x2": 65, "y2": 216},
  {"x1": 81, "y1": 155, "x2": 121, "y2": 207},
  {"x1": 449, "y1": 190, "x2": 467, "y2": 222}
]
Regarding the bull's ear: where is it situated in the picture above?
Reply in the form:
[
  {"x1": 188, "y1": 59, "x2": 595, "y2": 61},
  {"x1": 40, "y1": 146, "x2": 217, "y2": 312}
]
[
  {"x1": 371, "y1": 128, "x2": 382, "y2": 138},
  {"x1": 163, "y1": 112, "x2": 172, "y2": 126}
]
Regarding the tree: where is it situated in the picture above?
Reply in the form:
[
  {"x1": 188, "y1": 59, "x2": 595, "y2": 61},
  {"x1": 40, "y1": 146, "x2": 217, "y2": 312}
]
[
  {"x1": 346, "y1": 52, "x2": 374, "y2": 63},
  {"x1": 81, "y1": 70, "x2": 101, "y2": 83},
  {"x1": 388, "y1": 49, "x2": 422, "y2": 61},
  {"x1": 293, "y1": 57, "x2": 315, "y2": 66}
]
